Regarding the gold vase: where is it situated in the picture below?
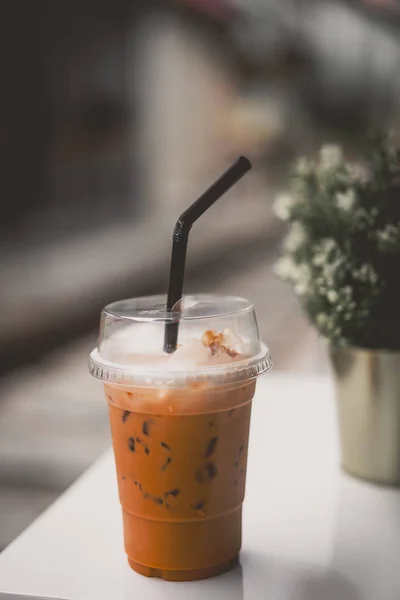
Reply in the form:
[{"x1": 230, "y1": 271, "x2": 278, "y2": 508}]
[{"x1": 330, "y1": 346, "x2": 400, "y2": 486}]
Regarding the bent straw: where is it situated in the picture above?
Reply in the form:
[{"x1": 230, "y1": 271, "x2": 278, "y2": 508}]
[{"x1": 164, "y1": 156, "x2": 252, "y2": 353}]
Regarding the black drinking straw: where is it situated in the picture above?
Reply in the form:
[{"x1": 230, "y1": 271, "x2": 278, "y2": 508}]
[{"x1": 164, "y1": 156, "x2": 252, "y2": 353}]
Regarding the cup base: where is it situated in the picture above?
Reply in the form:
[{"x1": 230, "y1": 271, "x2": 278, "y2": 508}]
[
  {"x1": 128, "y1": 554, "x2": 239, "y2": 581},
  {"x1": 123, "y1": 505, "x2": 242, "y2": 578}
]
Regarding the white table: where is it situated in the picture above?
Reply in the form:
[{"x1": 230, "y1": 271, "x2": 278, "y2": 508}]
[{"x1": 0, "y1": 374, "x2": 398, "y2": 600}]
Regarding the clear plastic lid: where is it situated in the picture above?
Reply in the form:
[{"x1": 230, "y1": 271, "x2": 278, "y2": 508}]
[{"x1": 89, "y1": 294, "x2": 272, "y2": 387}]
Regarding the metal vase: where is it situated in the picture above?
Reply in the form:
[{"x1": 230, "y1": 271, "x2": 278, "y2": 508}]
[{"x1": 330, "y1": 345, "x2": 400, "y2": 486}]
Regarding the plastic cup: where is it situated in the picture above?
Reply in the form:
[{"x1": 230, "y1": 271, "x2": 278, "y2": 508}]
[{"x1": 89, "y1": 294, "x2": 271, "y2": 581}]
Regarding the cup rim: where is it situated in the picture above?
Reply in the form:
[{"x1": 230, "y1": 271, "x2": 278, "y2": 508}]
[{"x1": 89, "y1": 344, "x2": 272, "y2": 388}]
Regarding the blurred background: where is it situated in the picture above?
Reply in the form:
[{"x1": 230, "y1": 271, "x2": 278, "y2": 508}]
[{"x1": 2, "y1": 0, "x2": 400, "y2": 551}]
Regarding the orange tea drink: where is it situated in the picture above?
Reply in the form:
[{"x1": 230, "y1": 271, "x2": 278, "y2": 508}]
[{"x1": 89, "y1": 295, "x2": 271, "y2": 581}]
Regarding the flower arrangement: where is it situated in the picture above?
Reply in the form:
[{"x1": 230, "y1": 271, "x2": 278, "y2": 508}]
[{"x1": 275, "y1": 133, "x2": 400, "y2": 350}]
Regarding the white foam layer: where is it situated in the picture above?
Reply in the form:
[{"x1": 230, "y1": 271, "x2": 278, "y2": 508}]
[{"x1": 100, "y1": 322, "x2": 248, "y2": 371}]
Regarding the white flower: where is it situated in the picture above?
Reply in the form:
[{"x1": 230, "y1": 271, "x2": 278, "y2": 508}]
[
  {"x1": 312, "y1": 253, "x2": 325, "y2": 267},
  {"x1": 316, "y1": 313, "x2": 328, "y2": 328},
  {"x1": 321, "y1": 257, "x2": 344, "y2": 287},
  {"x1": 327, "y1": 290, "x2": 338, "y2": 303},
  {"x1": 354, "y1": 264, "x2": 378, "y2": 285},
  {"x1": 293, "y1": 264, "x2": 312, "y2": 296},
  {"x1": 284, "y1": 223, "x2": 307, "y2": 252},
  {"x1": 335, "y1": 189, "x2": 356, "y2": 212},
  {"x1": 274, "y1": 256, "x2": 297, "y2": 280},
  {"x1": 320, "y1": 239, "x2": 337, "y2": 254},
  {"x1": 377, "y1": 225, "x2": 396, "y2": 242},
  {"x1": 295, "y1": 284, "x2": 307, "y2": 295},
  {"x1": 376, "y1": 224, "x2": 400, "y2": 252},
  {"x1": 312, "y1": 238, "x2": 338, "y2": 267},
  {"x1": 319, "y1": 145, "x2": 343, "y2": 171},
  {"x1": 274, "y1": 193, "x2": 294, "y2": 221},
  {"x1": 294, "y1": 279, "x2": 308, "y2": 296}
]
